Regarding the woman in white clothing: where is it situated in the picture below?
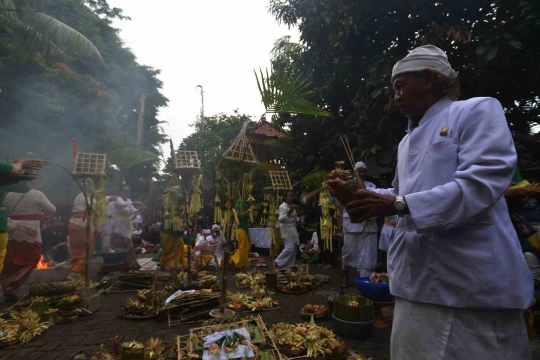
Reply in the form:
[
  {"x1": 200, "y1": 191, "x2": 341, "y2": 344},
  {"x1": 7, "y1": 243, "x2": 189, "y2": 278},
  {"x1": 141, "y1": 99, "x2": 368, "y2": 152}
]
[{"x1": 274, "y1": 191, "x2": 299, "y2": 269}]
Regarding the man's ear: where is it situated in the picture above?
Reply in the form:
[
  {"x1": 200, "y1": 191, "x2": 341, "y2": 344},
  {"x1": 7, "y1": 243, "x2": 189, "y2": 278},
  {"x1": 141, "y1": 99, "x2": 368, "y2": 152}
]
[{"x1": 421, "y1": 70, "x2": 437, "y2": 91}]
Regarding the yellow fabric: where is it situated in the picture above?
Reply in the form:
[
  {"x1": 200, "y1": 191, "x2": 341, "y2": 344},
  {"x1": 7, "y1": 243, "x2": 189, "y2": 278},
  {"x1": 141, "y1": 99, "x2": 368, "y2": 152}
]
[
  {"x1": 182, "y1": 244, "x2": 193, "y2": 267},
  {"x1": 68, "y1": 221, "x2": 94, "y2": 276},
  {"x1": 160, "y1": 231, "x2": 184, "y2": 267},
  {"x1": 231, "y1": 228, "x2": 249, "y2": 267},
  {"x1": 113, "y1": 215, "x2": 133, "y2": 235},
  {"x1": 0, "y1": 232, "x2": 7, "y2": 274},
  {"x1": 271, "y1": 227, "x2": 284, "y2": 257},
  {"x1": 195, "y1": 255, "x2": 216, "y2": 267}
]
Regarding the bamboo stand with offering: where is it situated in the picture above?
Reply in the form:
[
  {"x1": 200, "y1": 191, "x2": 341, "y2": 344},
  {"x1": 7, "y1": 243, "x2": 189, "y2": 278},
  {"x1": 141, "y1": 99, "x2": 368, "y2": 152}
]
[
  {"x1": 212, "y1": 122, "x2": 258, "y2": 317},
  {"x1": 172, "y1": 146, "x2": 201, "y2": 287},
  {"x1": 72, "y1": 143, "x2": 108, "y2": 288}
]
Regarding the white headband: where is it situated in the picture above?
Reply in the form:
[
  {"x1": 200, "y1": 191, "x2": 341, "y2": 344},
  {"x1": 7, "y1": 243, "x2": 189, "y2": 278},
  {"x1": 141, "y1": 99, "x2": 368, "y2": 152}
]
[
  {"x1": 355, "y1": 161, "x2": 367, "y2": 170},
  {"x1": 392, "y1": 45, "x2": 457, "y2": 82}
]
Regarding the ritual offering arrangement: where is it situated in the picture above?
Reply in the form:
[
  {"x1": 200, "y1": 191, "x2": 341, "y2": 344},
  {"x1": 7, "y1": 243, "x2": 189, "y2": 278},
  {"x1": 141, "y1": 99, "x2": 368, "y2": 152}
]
[
  {"x1": 277, "y1": 270, "x2": 316, "y2": 294},
  {"x1": 165, "y1": 290, "x2": 220, "y2": 325},
  {"x1": 120, "y1": 299, "x2": 158, "y2": 320},
  {"x1": 199, "y1": 274, "x2": 220, "y2": 290},
  {"x1": 226, "y1": 288, "x2": 279, "y2": 313},
  {"x1": 109, "y1": 271, "x2": 155, "y2": 292},
  {"x1": 270, "y1": 322, "x2": 347, "y2": 358},
  {"x1": 234, "y1": 270, "x2": 265, "y2": 289},
  {"x1": 300, "y1": 304, "x2": 328, "y2": 320},
  {"x1": 90, "y1": 337, "x2": 172, "y2": 360},
  {"x1": 369, "y1": 273, "x2": 389, "y2": 284},
  {"x1": 179, "y1": 315, "x2": 280, "y2": 360},
  {"x1": 28, "y1": 281, "x2": 77, "y2": 297},
  {"x1": 0, "y1": 309, "x2": 50, "y2": 348}
]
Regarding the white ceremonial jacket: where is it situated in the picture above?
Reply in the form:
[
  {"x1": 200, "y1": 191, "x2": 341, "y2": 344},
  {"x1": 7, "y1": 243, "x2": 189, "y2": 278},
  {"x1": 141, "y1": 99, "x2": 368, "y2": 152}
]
[
  {"x1": 278, "y1": 202, "x2": 300, "y2": 244},
  {"x1": 374, "y1": 96, "x2": 532, "y2": 310}
]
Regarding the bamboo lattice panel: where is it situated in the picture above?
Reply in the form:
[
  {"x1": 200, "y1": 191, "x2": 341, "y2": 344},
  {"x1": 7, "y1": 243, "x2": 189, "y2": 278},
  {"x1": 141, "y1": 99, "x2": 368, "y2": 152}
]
[
  {"x1": 219, "y1": 133, "x2": 258, "y2": 167},
  {"x1": 72, "y1": 152, "x2": 107, "y2": 176},
  {"x1": 269, "y1": 171, "x2": 292, "y2": 190},
  {"x1": 174, "y1": 150, "x2": 201, "y2": 169}
]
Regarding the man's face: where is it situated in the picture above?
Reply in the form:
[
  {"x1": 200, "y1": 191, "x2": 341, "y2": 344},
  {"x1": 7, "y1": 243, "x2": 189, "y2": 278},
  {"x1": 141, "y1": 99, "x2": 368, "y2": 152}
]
[
  {"x1": 393, "y1": 73, "x2": 430, "y2": 120},
  {"x1": 52, "y1": 219, "x2": 62, "y2": 229},
  {"x1": 357, "y1": 169, "x2": 367, "y2": 180},
  {"x1": 120, "y1": 187, "x2": 130, "y2": 199}
]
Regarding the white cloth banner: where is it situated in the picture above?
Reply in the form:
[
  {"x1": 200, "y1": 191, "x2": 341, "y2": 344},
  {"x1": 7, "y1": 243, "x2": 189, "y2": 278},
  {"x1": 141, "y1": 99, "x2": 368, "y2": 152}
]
[
  {"x1": 249, "y1": 228, "x2": 272, "y2": 248},
  {"x1": 202, "y1": 328, "x2": 254, "y2": 360}
]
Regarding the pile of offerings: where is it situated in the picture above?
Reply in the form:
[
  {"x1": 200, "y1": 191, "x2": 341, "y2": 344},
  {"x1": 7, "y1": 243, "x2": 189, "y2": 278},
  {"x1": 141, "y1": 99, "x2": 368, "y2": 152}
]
[
  {"x1": 226, "y1": 287, "x2": 279, "y2": 313},
  {"x1": 90, "y1": 337, "x2": 174, "y2": 360},
  {"x1": 120, "y1": 290, "x2": 166, "y2": 320},
  {"x1": 300, "y1": 303, "x2": 328, "y2": 320},
  {"x1": 277, "y1": 271, "x2": 316, "y2": 294},
  {"x1": 369, "y1": 273, "x2": 389, "y2": 284},
  {"x1": 109, "y1": 271, "x2": 155, "y2": 292},
  {"x1": 269, "y1": 322, "x2": 347, "y2": 358},
  {"x1": 0, "y1": 309, "x2": 50, "y2": 348},
  {"x1": 165, "y1": 290, "x2": 220, "y2": 324},
  {"x1": 234, "y1": 270, "x2": 265, "y2": 289},
  {"x1": 182, "y1": 315, "x2": 280, "y2": 360}
]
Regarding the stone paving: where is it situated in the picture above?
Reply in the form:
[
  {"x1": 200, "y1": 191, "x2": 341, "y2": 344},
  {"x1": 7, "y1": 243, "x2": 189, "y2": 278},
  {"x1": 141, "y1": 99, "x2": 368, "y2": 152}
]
[{"x1": 0, "y1": 258, "x2": 538, "y2": 360}]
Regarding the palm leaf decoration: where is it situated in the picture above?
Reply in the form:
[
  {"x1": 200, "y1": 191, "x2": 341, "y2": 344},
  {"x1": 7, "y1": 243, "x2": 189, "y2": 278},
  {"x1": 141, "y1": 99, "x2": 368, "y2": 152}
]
[
  {"x1": 0, "y1": 1, "x2": 103, "y2": 63},
  {"x1": 294, "y1": 169, "x2": 327, "y2": 191},
  {"x1": 254, "y1": 67, "x2": 331, "y2": 117},
  {"x1": 109, "y1": 148, "x2": 162, "y2": 170}
]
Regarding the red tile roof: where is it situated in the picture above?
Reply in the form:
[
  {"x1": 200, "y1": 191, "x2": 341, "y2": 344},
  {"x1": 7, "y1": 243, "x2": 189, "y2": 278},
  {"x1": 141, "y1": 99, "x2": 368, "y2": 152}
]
[{"x1": 250, "y1": 122, "x2": 285, "y2": 138}]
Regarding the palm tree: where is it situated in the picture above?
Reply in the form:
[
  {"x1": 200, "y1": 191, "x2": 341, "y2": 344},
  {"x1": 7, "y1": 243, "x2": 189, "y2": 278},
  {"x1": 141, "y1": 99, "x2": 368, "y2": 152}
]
[
  {"x1": 0, "y1": 0, "x2": 103, "y2": 63},
  {"x1": 254, "y1": 66, "x2": 331, "y2": 117}
]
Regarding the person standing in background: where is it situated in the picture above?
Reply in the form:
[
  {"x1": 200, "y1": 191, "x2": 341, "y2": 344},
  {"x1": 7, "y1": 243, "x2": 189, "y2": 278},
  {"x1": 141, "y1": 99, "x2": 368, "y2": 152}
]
[
  {"x1": 69, "y1": 180, "x2": 94, "y2": 276},
  {"x1": 231, "y1": 198, "x2": 255, "y2": 271},
  {"x1": 274, "y1": 191, "x2": 300, "y2": 269},
  {"x1": 108, "y1": 185, "x2": 145, "y2": 270},
  {"x1": 1, "y1": 178, "x2": 55, "y2": 301},
  {"x1": 42, "y1": 216, "x2": 69, "y2": 263},
  {"x1": 0, "y1": 159, "x2": 40, "y2": 277},
  {"x1": 341, "y1": 162, "x2": 378, "y2": 286}
]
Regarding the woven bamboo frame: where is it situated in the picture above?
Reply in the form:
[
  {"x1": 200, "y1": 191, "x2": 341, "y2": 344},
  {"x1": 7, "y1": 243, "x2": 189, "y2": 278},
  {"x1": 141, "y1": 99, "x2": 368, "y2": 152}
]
[
  {"x1": 218, "y1": 132, "x2": 258, "y2": 168},
  {"x1": 176, "y1": 315, "x2": 283, "y2": 360},
  {"x1": 72, "y1": 152, "x2": 107, "y2": 176},
  {"x1": 174, "y1": 150, "x2": 201, "y2": 169},
  {"x1": 173, "y1": 150, "x2": 201, "y2": 177},
  {"x1": 269, "y1": 171, "x2": 292, "y2": 190}
]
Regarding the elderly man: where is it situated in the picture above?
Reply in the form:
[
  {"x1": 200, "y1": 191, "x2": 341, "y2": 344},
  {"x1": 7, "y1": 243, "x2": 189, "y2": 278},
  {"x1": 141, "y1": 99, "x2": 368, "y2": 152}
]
[{"x1": 328, "y1": 45, "x2": 532, "y2": 359}]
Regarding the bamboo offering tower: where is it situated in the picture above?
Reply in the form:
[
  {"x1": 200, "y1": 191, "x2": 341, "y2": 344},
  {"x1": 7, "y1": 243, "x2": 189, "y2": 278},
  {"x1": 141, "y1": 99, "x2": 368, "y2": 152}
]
[
  {"x1": 71, "y1": 140, "x2": 108, "y2": 287},
  {"x1": 170, "y1": 143, "x2": 202, "y2": 286},
  {"x1": 213, "y1": 122, "x2": 258, "y2": 317}
]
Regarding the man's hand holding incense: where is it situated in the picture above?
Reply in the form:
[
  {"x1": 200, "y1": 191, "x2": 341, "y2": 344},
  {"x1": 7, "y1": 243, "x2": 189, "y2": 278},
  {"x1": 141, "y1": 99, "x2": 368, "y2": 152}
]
[{"x1": 345, "y1": 190, "x2": 397, "y2": 223}]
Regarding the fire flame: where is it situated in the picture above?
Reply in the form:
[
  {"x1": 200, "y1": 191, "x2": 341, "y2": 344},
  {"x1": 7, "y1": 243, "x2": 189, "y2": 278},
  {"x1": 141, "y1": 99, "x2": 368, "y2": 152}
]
[{"x1": 36, "y1": 255, "x2": 51, "y2": 269}]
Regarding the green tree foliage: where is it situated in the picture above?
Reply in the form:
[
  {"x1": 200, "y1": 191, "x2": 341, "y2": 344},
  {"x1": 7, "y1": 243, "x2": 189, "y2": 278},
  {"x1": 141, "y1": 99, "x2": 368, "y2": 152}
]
[
  {"x1": 266, "y1": 0, "x2": 540, "y2": 181},
  {"x1": 0, "y1": 0, "x2": 168, "y2": 201}
]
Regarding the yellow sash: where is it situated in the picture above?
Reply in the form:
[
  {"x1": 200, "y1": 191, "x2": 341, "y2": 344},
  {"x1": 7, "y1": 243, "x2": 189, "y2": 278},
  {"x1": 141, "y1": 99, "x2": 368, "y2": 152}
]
[{"x1": 113, "y1": 215, "x2": 134, "y2": 235}]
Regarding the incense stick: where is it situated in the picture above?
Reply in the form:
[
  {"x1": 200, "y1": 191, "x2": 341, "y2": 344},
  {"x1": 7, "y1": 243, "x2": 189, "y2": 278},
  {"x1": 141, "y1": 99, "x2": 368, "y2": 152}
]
[{"x1": 340, "y1": 136, "x2": 360, "y2": 181}]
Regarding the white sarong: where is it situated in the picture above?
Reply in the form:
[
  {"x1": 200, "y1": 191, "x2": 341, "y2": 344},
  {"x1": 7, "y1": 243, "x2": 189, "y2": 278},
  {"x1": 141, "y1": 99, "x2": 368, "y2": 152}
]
[
  {"x1": 274, "y1": 238, "x2": 297, "y2": 269},
  {"x1": 391, "y1": 297, "x2": 532, "y2": 360},
  {"x1": 342, "y1": 232, "x2": 378, "y2": 273}
]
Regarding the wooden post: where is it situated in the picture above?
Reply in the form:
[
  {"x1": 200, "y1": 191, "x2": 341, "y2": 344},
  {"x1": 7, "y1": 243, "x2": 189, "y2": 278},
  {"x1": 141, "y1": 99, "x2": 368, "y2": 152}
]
[{"x1": 137, "y1": 94, "x2": 146, "y2": 146}]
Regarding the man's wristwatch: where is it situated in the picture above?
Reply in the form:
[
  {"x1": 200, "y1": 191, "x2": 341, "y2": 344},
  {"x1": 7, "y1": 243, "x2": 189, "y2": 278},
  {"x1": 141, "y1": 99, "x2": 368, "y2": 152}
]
[{"x1": 395, "y1": 196, "x2": 407, "y2": 217}]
